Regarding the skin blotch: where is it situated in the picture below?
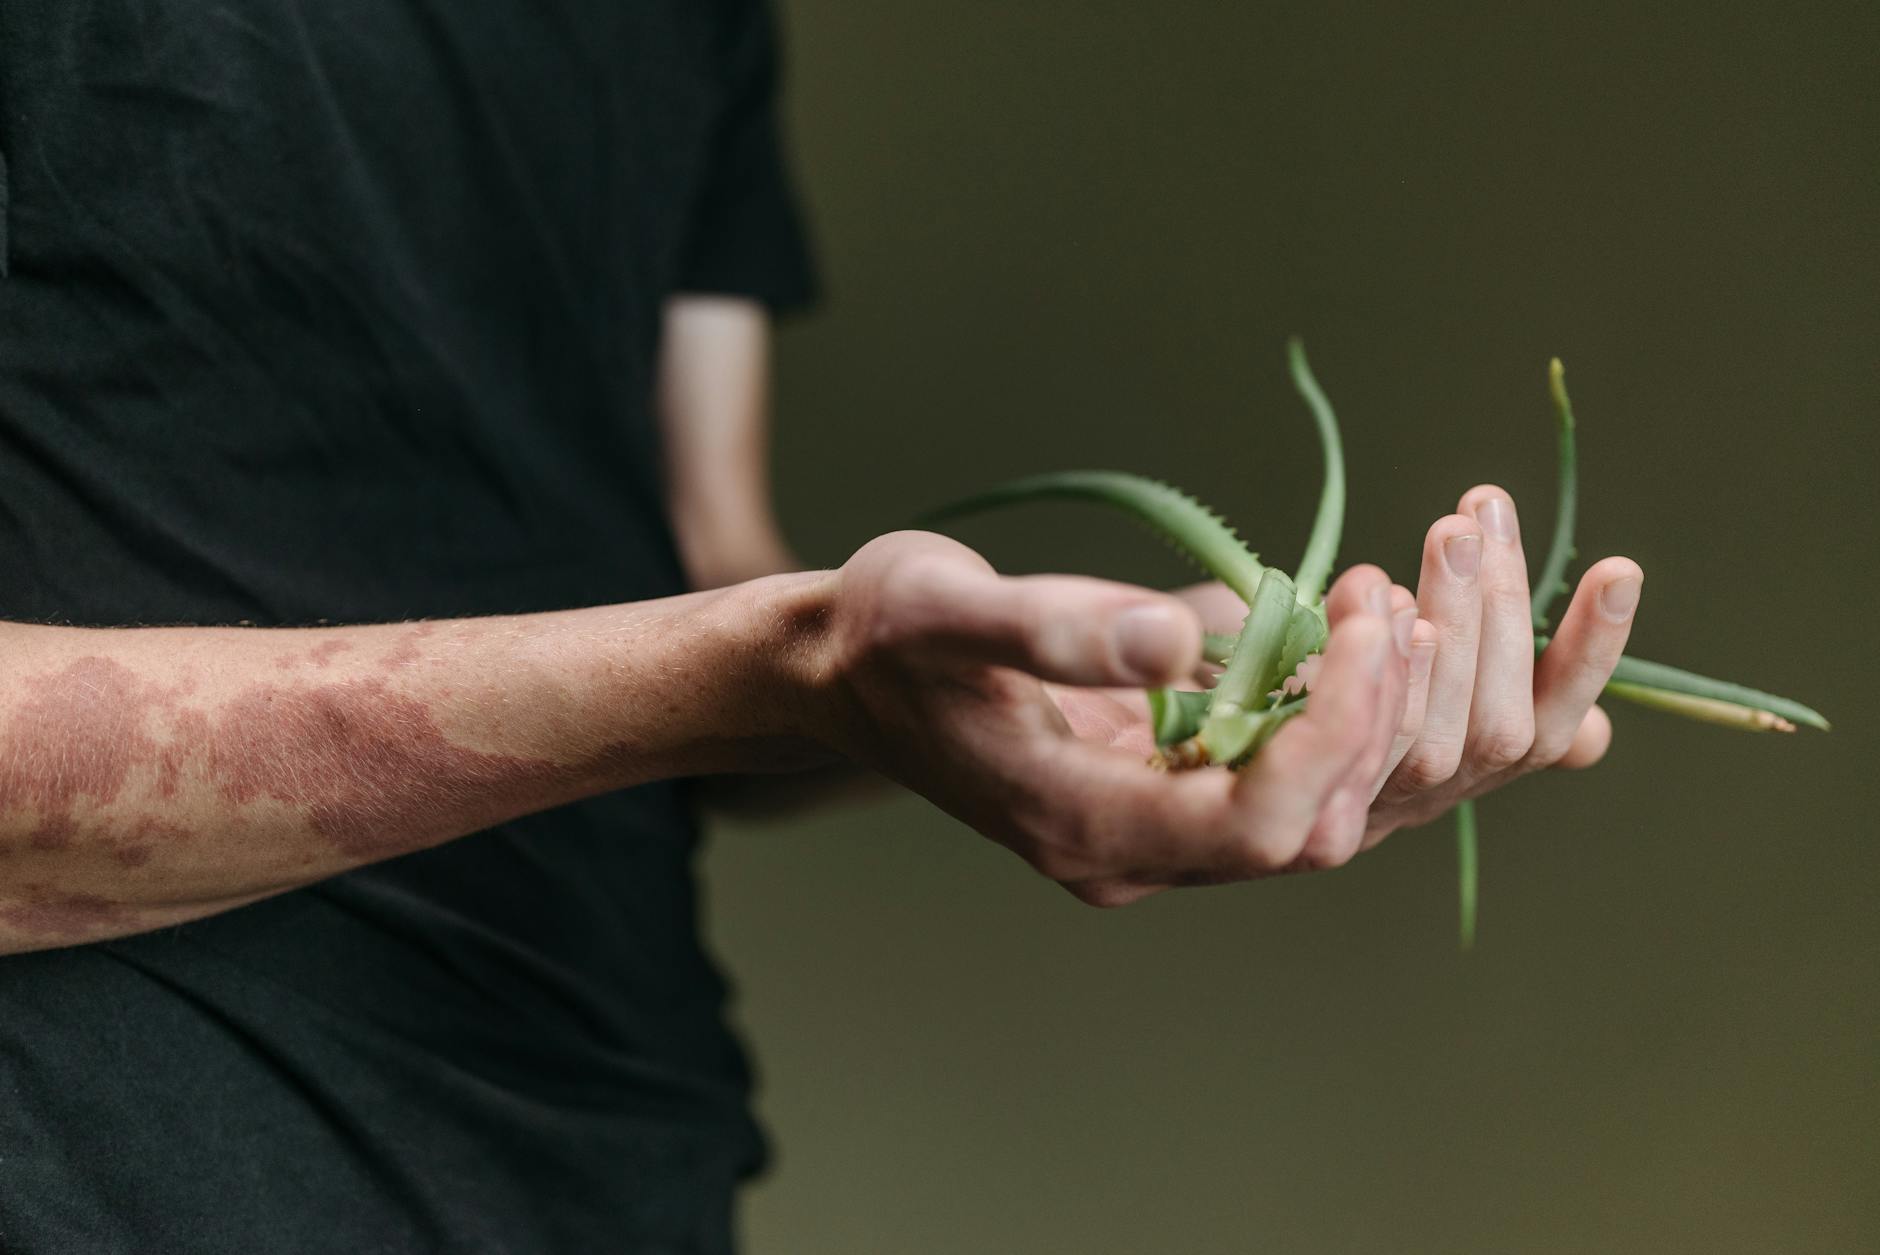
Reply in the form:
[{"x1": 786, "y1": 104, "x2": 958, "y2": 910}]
[
  {"x1": 0, "y1": 887, "x2": 134, "y2": 938},
  {"x1": 203, "y1": 674, "x2": 578, "y2": 859},
  {"x1": 308, "y1": 640, "x2": 352, "y2": 667},
  {"x1": 0, "y1": 648, "x2": 589, "y2": 938},
  {"x1": 0, "y1": 657, "x2": 180, "y2": 848},
  {"x1": 377, "y1": 623, "x2": 437, "y2": 672},
  {"x1": 273, "y1": 639, "x2": 355, "y2": 671},
  {"x1": 113, "y1": 817, "x2": 192, "y2": 867}
]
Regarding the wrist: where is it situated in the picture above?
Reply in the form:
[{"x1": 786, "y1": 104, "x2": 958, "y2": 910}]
[{"x1": 715, "y1": 568, "x2": 858, "y2": 768}]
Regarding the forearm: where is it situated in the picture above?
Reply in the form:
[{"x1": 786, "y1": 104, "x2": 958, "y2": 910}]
[{"x1": 0, "y1": 573, "x2": 839, "y2": 953}]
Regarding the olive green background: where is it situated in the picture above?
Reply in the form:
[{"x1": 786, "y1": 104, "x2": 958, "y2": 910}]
[{"x1": 702, "y1": 4, "x2": 1879, "y2": 1252}]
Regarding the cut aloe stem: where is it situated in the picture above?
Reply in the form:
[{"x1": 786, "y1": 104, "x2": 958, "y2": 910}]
[
  {"x1": 1603, "y1": 681, "x2": 1798, "y2": 732},
  {"x1": 1147, "y1": 687, "x2": 1214, "y2": 747},
  {"x1": 1196, "y1": 568, "x2": 1298, "y2": 764}
]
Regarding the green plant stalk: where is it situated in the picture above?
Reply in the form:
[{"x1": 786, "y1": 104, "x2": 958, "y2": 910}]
[
  {"x1": 1288, "y1": 338, "x2": 1346, "y2": 606},
  {"x1": 1459, "y1": 356, "x2": 1581, "y2": 949},
  {"x1": 1530, "y1": 358, "x2": 1578, "y2": 630},
  {"x1": 1455, "y1": 799, "x2": 1478, "y2": 951}
]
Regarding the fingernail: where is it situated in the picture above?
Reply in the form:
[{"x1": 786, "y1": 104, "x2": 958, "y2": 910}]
[
  {"x1": 1599, "y1": 575, "x2": 1642, "y2": 622},
  {"x1": 1366, "y1": 583, "x2": 1390, "y2": 616},
  {"x1": 1392, "y1": 608, "x2": 1415, "y2": 657},
  {"x1": 1444, "y1": 533, "x2": 1482, "y2": 578},
  {"x1": 1367, "y1": 624, "x2": 1391, "y2": 676},
  {"x1": 1476, "y1": 497, "x2": 1516, "y2": 543},
  {"x1": 1114, "y1": 605, "x2": 1187, "y2": 680}
]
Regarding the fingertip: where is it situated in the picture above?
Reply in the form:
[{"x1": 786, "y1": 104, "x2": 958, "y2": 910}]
[
  {"x1": 1579, "y1": 556, "x2": 1643, "y2": 625},
  {"x1": 1326, "y1": 563, "x2": 1393, "y2": 622},
  {"x1": 1578, "y1": 554, "x2": 1643, "y2": 589},
  {"x1": 1458, "y1": 483, "x2": 1515, "y2": 515},
  {"x1": 1556, "y1": 704, "x2": 1613, "y2": 769},
  {"x1": 1424, "y1": 512, "x2": 1478, "y2": 548}
]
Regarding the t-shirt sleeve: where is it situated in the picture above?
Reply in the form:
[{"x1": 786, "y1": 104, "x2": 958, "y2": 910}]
[{"x1": 674, "y1": 0, "x2": 819, "y2": 314}]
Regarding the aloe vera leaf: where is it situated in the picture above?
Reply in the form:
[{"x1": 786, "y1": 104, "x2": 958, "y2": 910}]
[
  {"x1": 1531, "y1": 358, "x2": 1579, "y2": 631},
  {"x1": 1278, "y1": 601, "x2": 1329, "y2": 688},
  {"x1": 1530, "y1": 637, "x2": 1829, "y2": 732},
  {"x1": 1207, "y1": 601, "x2": 1324, "y2": 676},
  {"x1": 1601, "y1": 681, "x2": 1802, "y2": 732},
  {"x1": 1288, "y1": 338, "x2": 1347, "y2": 606},
  {"x1": 919, "y1": 471, "x2": 1266, "y2": 603},
  {"x1": 1202, "y1": 633, "x2": 1237, "y2": 666}
]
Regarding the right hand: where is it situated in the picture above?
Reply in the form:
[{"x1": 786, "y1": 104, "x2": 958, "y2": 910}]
[{"x1": 814, "y1": 532, "x2": 1409, "y2": 906}]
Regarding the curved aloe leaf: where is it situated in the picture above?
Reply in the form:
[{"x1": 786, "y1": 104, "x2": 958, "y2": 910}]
[
  {"x1": 1530, "y1": 358, "x2": 1579, "y2": 630},
  {"x1": 1288, "y1": 338, "x2": 1346, "y2": 605},
  {"x1": 920, "y1": 471, "x2": 1266, "y2": 603}
]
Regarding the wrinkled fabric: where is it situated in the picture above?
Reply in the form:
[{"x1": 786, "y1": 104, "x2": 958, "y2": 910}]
[{"x1": 0, "y1": 1, "x2": 814, "y2": 1250}]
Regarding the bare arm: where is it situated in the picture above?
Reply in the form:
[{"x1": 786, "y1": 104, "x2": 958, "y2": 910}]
[
  {"x1": 0, "y1": 522, "x2": 1428, "y2": 954},
  {"x1": 0, "y1": 579, "x2": 837, "y2": 954},
  {"x1": 657, "y1": 295, "x2": 797, "y2": 589}
]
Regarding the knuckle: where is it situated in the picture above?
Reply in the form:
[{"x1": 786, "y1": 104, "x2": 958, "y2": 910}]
[
  {"x1": 1026, "y1": 822, "x2": 1094, "y2": 883},
  {"x1": 1236, "y1": 822, "x2": 1303, "y2": 877},
  {"x1": 1524, "y1": 730, "x2": 1573, "y2": 769},
  {"x1": 1395, "y1": 729, "x2": 1463, "y2": 790},
  {"x1": 860, "y1": 566, "x2": 940, "y2": 652},
  {"x1": 1395, "y1": 749, "x2": 1459, "y2": 793},
  {"x1": 1471, "y1": 721, "x2": 1535, "y2": 770},
  {"x1": 1063, "y1": 878, "x2": 1140, "y2": 910},
  {"x1": 1299, "y1": 829, "x2": 1359, "y2": 871}
]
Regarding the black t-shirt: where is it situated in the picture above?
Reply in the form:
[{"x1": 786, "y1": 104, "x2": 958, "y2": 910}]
[{"x1": 0, "y1": 2, "x2": 814, "y2": 1251}]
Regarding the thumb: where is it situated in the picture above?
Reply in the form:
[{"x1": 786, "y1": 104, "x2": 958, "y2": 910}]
[{"x1": 865, "y1": 534, "x2": 1202, "y2": 687}]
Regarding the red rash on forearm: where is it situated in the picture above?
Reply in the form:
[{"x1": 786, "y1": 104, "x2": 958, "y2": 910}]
[
  {"x1": 0, "y1": 577, "x2": 842, "y2": 952},
  {"x1": 0, "y1": 634, "x2": 591, "y2": 941}
]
